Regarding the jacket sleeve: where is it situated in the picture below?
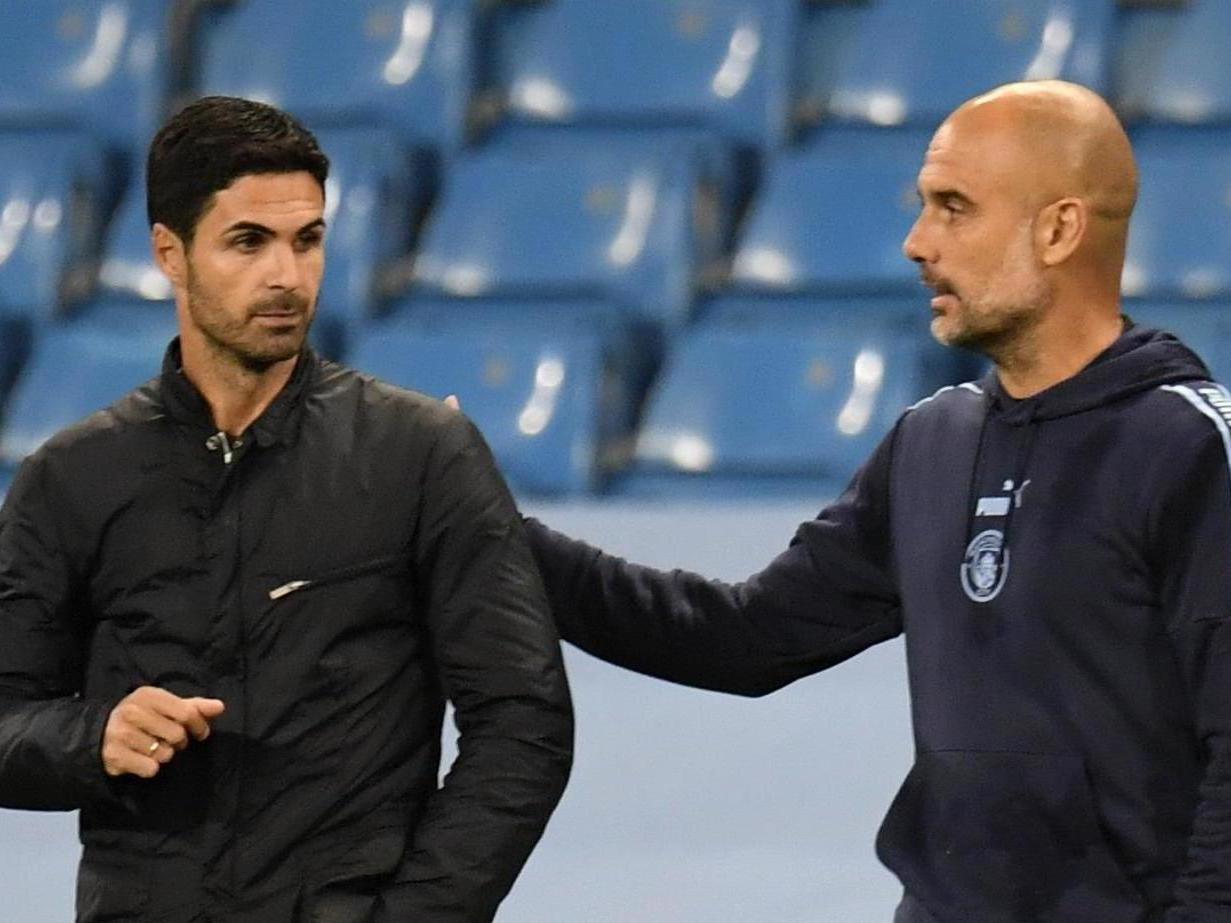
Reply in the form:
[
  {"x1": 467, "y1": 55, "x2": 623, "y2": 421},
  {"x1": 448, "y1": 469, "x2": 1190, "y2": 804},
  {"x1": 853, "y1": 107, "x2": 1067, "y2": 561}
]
[
  {"x1": 525, "y1": 427, "x2": 904, "y2": 698},
  {"x1": 380, "y1": 413, "x2": 573, "y2": 923},
  {"x1": 0, "y1": 452, "x2": 122, "y2": 811},
  {"x1": 1156, "y1": 419, "x2": 1231, "y2": 922}
]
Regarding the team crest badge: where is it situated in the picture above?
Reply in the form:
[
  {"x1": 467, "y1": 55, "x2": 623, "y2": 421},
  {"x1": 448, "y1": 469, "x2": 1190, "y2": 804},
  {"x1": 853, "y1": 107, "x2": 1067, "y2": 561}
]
[{"x1": 960, "y1": 529, "x2": 1009, "y2": 602}]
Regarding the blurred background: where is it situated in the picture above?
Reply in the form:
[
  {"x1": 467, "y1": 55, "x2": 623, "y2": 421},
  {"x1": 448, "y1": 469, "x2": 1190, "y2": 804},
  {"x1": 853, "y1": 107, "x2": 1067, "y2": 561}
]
[{"x1": 0, "y1": 0, "x2": 1226, "y2": 918}]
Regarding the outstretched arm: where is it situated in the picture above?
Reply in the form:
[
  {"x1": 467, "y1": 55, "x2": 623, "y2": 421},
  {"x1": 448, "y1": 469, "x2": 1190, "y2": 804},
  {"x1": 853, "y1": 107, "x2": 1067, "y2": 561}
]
[{"x1": 526, "y1": 429, "x2": 904, "y2": 697}]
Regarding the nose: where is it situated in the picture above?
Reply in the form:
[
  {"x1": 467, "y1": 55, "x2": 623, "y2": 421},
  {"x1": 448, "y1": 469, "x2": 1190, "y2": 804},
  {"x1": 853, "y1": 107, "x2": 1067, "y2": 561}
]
[
  {"x1": 902, "y1": 214, "x2": 930, "y2": 265},
  {"x1": 265, "y1": 241, "x2": 302, "y2": 291}
]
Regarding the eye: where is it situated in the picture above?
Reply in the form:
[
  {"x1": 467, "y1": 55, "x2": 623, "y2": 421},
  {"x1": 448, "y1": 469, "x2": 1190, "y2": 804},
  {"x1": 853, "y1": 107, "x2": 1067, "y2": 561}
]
[
  {"x1": 232, "y1": 234, "x2": 263, "y2": 252},
  {"x1": 295, "y1": 231, "x2": 324, "y2": 251}
]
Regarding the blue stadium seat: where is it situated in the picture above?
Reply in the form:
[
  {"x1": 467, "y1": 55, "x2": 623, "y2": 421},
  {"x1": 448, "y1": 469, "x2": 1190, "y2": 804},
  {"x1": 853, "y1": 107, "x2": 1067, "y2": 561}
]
[
  {"x1": 1115, "y1": 1, "x2": 1231, "y2": 124},
  {"x1": 0, "y1": 0, "x2": 177, "y2": 153},
  {"x1": 0, "y1": 303, "x2": 175, "y2": 466},
  {"x1": 1124, "y1": 303, "x2": 1231, "y2": 386},
  {"x1": 618, "y1": 298, "x2": 954, "y2": 496},
  {"x1": 197, "y1": 0, "x2": 483, "y2": 150},
  {"x1": 798, "y1": 0, "x2": 1114, "y2": 129},
  {"x1": 0, "y1": 131, "x2": 110, "y2": 320},
  {"x1": 351, "y1": 300, "x2": 643, "y2": 495},
  {"x1": 495, "y1": 0, "x2": 800, "y2": 147},
  {"x1": 1123, "y1": 127, "x2": 1231, "y2": 300},
  {"x1": 413, "y1": 133, "x2": 726, "y2": 325},
  {"x1": 730, "y1": 127, "x2": 930, "y2": 295}
]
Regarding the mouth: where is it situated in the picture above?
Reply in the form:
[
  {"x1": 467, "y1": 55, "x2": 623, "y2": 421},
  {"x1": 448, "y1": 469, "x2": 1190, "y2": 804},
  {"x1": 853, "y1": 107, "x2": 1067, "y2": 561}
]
[{"x1": 921, "y1": 276, "x2": 959, "y2": 313}]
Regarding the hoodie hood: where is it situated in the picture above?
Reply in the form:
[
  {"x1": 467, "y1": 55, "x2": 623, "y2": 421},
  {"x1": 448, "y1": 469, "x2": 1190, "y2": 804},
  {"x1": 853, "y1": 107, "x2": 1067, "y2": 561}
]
[{"x1": 979, "y1": 323, "x2": 1212, "y2": 425}]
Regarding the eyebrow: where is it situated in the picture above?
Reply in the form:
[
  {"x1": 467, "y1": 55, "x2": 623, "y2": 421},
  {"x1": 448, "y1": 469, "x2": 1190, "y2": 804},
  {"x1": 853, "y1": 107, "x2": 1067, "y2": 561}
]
[
  {"x1": 223, "y1": 218, "x2": 327, "y2": 236},
  {"x1": 917, "y1": 186, "x2": 975, "y2": 207}
]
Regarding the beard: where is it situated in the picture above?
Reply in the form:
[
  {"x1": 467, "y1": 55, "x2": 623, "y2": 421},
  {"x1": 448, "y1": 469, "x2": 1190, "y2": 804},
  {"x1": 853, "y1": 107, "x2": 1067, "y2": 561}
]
[
  {"x1": 926, "y1": 226, "x2": 1051, "y2": 361},
  {"x1": 185, "y1": 268, "x2": 314, "y2": 371}
]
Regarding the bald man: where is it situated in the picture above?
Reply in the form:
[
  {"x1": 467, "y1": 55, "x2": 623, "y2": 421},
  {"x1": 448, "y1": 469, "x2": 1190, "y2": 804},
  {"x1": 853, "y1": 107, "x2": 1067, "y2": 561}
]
[{"x1": 522, "y1": 81, "x2": 1231, "y2": 921}]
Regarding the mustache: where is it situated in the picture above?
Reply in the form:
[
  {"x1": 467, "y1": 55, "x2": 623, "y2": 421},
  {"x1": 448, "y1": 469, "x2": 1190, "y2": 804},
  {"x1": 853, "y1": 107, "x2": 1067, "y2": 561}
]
[
  {"x1": 249, "y1": 293, "x2": 311, "y2": 316},
  {"x1": 920, "y1": 272, "x2": 958, "y2": 297}
]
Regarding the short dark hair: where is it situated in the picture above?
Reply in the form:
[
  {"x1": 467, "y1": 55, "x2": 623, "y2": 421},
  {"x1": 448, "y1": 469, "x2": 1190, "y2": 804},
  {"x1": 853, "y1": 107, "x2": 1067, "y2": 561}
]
[{"x1": 147, "y1": 96, "x2": 330, "y2": 241}]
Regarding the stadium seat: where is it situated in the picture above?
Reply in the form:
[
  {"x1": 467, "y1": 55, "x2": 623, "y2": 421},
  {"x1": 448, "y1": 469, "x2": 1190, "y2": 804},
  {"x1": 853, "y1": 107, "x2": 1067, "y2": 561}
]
[
  {"x1": 412, "y1": 133, "x2": 727, "y2": 325},
  {"x1": 0, "y1": 0, "x2": 178, "y2": 153},
  {"x1": 1115, "y1": 1, "x2": 1231, "y2": 124},
  {"x1": 797, "y1": 0, "x2": 1114, "y2": 129},
  {"x1": 494, "y1": 0, "x2": 800, "y2": 147},
  {"x1": 730, "y1": 127, "x2": 930, "y2": 295},
  {"x1": 1124, "y1": 302, "x2": 1231, "y2": 386},
  {"x1": 351, "y1": 300, "x2": 644, "y2": 495},
  {"x1": 197, "y1": 0, "x2": 484, "y2": 150},
  {"x1": 0, "y1": 303, "x2": 175, "y2": 466},
  {"x1": 0, "y1": 131, "x2": 110, "y2": 320},
  {"x1": 1123, "y1": 126, "x2": 1231, "y2": 300},
  {"x1": 618, "y1": 298, "x2": 956, "y2": 496}
]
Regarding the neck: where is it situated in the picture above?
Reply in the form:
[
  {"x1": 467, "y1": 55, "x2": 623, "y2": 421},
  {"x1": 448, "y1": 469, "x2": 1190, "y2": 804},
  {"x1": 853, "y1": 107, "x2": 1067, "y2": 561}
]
[
  {"x1": 992, "y1": 299, "x2": 1124, "y2": 399},
  {"x1": 180, "y1": 333, "x2": 299, "y2": 438}
]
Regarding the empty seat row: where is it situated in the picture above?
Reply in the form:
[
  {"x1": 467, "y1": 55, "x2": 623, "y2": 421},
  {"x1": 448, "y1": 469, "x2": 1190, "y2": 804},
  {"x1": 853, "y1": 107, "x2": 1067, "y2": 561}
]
[
  {"x1": 5, "y1": 292, "x2": 1229, "y2": 501},
  {"x1": 3, "y1": 0, "x2": 1231, "y2": 163},
  {"x1": 6, "y1": 119, "x2": 1231, "y2": 337}
]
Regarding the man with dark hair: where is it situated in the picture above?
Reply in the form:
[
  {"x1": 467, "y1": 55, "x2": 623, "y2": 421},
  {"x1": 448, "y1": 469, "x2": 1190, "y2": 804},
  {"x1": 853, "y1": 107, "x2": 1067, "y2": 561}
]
[
  {"x1": 0, "y1": 96, "x2": 573, "y2": 922},
  {"x1": 524, "y1": 82, "x2": 1231, "y2": 921}
]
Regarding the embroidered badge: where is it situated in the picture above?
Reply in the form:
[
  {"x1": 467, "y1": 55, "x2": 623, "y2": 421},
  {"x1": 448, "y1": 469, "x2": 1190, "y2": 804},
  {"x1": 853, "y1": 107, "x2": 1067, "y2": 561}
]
[{"x1": 960, "y1": 529, "x2": 1010, "y2": 603}]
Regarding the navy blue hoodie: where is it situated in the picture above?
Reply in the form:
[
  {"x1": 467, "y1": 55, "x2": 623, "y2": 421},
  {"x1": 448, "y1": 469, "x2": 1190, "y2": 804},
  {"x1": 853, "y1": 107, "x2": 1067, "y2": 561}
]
[{"x1": 526, "y1": 325, "x2": 1231, "y2": 922}]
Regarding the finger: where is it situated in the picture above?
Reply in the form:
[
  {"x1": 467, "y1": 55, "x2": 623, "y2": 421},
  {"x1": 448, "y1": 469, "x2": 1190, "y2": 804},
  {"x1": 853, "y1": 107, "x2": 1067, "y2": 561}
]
[
  {"x1": 443, "y1": 394, "x2": 460, "y2": 410},
  {"x1": 120, "y1": 707, "x2": 192, "y2": 750},
  {"x1": 102, "y1": 743, "x2": 161, "y2": 780},
  {"x1": 182, "y1": 698, "x2": 226, "y2": 740},
  {"x1": 111, "y1": 724, "x2": 177, "y2": 763},
  {"x1": 135, "y1": 688, "x2": 218, "y2": 742}
]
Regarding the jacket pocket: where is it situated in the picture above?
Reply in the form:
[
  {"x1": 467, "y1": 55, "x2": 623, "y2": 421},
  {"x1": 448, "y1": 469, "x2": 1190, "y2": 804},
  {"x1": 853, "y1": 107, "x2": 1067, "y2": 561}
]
[
  {"x1": 875, "y1": 750, "x2": 1147, "y2": 923},
  {"x1": 301, "y1": 825, "x2": 408, "y2": 923},
  {"x1": 76, "y1": 848, "x2": 151, "y2": 922},
  {"x1": 268, "y1": 553, "x2": 406, "y2": 603}
]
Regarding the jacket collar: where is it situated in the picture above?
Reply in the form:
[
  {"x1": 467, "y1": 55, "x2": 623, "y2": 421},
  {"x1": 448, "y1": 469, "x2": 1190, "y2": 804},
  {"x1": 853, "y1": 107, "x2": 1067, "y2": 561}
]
[{"x1": 159, "y1": 337, "x2": 317, "y2": 448}]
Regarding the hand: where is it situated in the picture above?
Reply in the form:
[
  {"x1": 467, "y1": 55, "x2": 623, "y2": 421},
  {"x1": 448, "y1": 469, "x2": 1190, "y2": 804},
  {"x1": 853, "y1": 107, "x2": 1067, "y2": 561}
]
[
  {"x1": 101, "y1": 687, "x2": 225, "y2": 779},
  {"x1": 443, "y1": 394, "x2": 460, "y2": 410}
]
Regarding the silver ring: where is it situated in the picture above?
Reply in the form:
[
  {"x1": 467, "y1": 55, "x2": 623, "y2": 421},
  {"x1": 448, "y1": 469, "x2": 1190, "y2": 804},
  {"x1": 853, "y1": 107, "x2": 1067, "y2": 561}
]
[{"x1": 147, "y1": 740, "x2": 161, "y2": 754}]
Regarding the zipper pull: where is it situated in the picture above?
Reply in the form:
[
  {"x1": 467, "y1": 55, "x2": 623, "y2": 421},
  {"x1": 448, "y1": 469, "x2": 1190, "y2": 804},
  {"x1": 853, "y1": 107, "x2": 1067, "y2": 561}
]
[
  {"x1": 205, "y1": 432, "x2": 244, "y2": 466},
  {"x1": 270, "y1": 580, "x2": 312, "y2": 601}
]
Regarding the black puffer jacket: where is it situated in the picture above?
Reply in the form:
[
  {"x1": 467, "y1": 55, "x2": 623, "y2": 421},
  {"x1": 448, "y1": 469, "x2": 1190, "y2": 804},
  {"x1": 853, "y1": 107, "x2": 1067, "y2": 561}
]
[{"x1": 0, "y1": 343, "x2": 573, "y2": 922}]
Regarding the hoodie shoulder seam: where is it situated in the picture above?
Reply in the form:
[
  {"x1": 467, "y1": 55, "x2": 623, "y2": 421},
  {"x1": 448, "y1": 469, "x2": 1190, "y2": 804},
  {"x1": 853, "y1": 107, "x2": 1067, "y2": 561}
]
[{"x1": 907, "y1": 381, "x2": 983, "y2": 413}]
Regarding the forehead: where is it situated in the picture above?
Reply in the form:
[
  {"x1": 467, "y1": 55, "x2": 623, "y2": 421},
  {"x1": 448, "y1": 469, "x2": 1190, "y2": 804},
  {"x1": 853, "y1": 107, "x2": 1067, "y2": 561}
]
[
  {"x1": 198, "y1": 171, "x2": 324, "y2": 231},
  {"x1": 916, "y1": 115, "x2": 1022, "y2": 199}
]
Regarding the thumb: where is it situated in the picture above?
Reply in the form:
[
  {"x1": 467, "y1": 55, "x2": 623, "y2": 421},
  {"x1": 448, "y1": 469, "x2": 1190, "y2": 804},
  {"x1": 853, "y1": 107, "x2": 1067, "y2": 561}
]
[
  {"x1": 188, "y1": 698, "x2": 226, "y2": 720},
  {"x1": 443, "y1": 394, "x2": 460, "y2": 411}
]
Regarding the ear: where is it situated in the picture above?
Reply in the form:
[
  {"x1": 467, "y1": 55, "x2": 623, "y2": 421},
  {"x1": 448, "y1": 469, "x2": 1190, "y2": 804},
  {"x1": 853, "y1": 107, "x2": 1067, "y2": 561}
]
[
  {"x1": 1035, "y1": 197, "x2": 1087, "y2": 268},
  {"x1": 151, "y1": 222, "x2": 188, "y2": 289}
]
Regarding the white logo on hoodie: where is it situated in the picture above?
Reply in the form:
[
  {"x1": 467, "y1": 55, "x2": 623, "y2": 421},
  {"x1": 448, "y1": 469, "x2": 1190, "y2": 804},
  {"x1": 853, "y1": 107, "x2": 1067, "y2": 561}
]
[{"x1": 961, "y1": 529, "x2": 1010, "y2": 603}]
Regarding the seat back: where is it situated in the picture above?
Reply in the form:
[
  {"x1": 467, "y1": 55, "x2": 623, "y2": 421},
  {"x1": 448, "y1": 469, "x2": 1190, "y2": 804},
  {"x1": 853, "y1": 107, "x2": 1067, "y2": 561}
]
[
  {"x1": 496, "y1": 0, "x2": 799, "y2": 146},
  {"x1": 0, "y1": 304, "x2": 175, "y2": 464},
  {"x1": 732, "y1": 128, "x2": 930, "y2": 294},
  {"x1": 0, "y1": 131, "x2": 109, "y2": 319},
  {"x1": 1124, "y1": 127, "x2": 1231, "y2": 300},
  {"x1": 0, "y1": 0, "x2": 176, "y2": 152},
  {"x1": 197, "y1": 0, "x2": 481, "y2": 149},
  {"x1": 1115, "y1": 1, "x2": 1231, "y2": 124},
  {"x1": 414, "y1": 133, "x2": 725, "y2": 325},
  {"x1": 799, "y1": 0, "x2": 1114, "y2": 128}
]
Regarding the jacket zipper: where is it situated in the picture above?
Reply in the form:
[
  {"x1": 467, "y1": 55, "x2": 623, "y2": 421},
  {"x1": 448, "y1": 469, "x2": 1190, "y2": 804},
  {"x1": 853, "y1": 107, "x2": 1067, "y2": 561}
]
[
  {"x1": 268, "y1": 554, "x2": 405, "y2": 602},
  {"x1": 205, "y1": 431, "x2": 244, "y2": 465}
]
